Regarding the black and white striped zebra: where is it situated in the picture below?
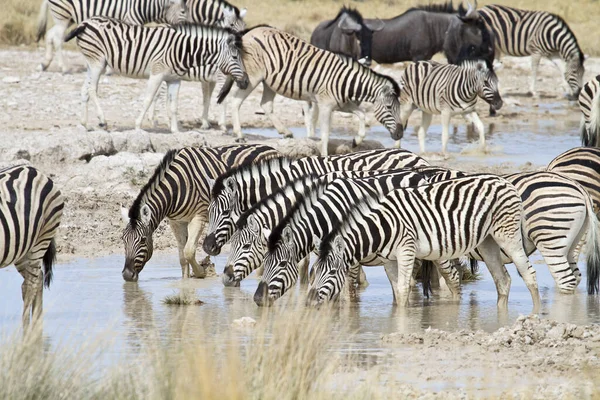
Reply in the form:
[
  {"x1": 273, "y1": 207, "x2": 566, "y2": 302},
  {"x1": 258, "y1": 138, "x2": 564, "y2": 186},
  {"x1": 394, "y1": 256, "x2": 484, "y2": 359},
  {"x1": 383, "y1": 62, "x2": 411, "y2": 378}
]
[
  {"x1": 0, "y1": 165, "x2": 64, "y2": 329},
  {"x1": 187, "y1": 0, "x2": 246, "y2": 31},
  {"x1": 216, "y1": 26, "x2": 403, "y2": 156},
  {"x1": 120, "y1": 144, "x2": 279, "y2": 282},
  {"x1": 307, "y1": 175, "x2": 541, "y2": 310},
  {"x1": 203, "y1": 149, "x2": 429, "y2": 256},
  {"x1": 547, "y1": 147, "x2": 600, "y2": 215},
  {"x1": 37, "y1": 0, "x2": 188, "y2": 73},
  {"x1": 65, "y1": 17, "x2": 248, "y2": 133},
  {"x1": 578, "y1": 75, "x2": 600, "y2": 147},
  {"x1": 479, "y1": 4, "x2": 584, "y2": 99},
  {"x1": 397, "y1": 60, "x2": 502, "y2": 155}
]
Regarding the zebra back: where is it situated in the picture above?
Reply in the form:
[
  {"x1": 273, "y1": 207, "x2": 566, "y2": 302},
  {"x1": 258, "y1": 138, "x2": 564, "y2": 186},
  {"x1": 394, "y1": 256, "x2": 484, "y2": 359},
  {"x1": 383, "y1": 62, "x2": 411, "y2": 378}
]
[
  {"x1": 187, "y1": 0, "x2": 246, "y2": 31},
  {"x1": 578, "y1": 75, "x2": 600, "y2": 147}
]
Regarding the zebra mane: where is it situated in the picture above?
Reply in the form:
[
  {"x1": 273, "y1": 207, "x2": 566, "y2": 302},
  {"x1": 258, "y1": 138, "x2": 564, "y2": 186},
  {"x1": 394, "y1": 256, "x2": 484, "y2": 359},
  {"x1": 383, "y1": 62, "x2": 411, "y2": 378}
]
[
  {"x1": 217, "y1": 0, "x2": 242, "y2": 16},
  {"x1": 240, "y1": 24, "x2": 275, "y2": 35},
  {"x1": 211, "y1": 156, "x2": 293, "y2": 198},
  {"x1": 172, "y1": 23, "x2": 244, "y2": 51},
  {"x1": 406, "y1": 1, "x2": 457, "y2": 15},
  {"x1": 329, "y1": 52, "x2": 400, "y2": 96},
  {"x1": 324, "y1": 6, "x2": 365, "y2": 30},
  {"x1": 128, "y1": 149, "x2": 179, "y2": 224}
]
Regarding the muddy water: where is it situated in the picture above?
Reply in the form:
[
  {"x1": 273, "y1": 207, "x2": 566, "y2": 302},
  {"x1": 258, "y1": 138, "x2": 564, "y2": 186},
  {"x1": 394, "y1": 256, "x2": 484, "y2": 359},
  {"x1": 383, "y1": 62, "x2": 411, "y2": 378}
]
[{"x1": 1, "y1": 252, "x2": 599, "y2": 362}]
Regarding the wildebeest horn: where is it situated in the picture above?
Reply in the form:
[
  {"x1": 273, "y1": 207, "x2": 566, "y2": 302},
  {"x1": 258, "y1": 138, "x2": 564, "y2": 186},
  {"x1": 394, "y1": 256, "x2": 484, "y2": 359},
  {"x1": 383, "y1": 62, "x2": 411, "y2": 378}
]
[
  {"x1": 365, "y1": 18, "x2": 385, "y2": 32},
  {"x1": 465, "y1": 0, "x2": 474, "y2": 17},
  {"x1": 338, "y1": 13, "x2": 362, "y2": 33}
]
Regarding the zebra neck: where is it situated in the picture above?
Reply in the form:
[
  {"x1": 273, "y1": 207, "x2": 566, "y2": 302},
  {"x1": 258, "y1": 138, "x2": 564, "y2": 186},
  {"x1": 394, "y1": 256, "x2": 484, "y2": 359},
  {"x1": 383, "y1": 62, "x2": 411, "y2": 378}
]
[
  {"x1": 136, "y1": 0, "x2": 170, "y2": 23},
  {"x1": 188, "y1": 0, "x2": 227, "y2": 24}
]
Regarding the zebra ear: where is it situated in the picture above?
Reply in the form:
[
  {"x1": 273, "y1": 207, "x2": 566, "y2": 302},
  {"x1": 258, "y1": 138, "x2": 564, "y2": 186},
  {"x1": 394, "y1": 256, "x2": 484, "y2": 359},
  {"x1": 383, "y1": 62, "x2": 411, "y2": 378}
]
[
  {"x1": 207, "y1": 178, "x2": 216, "y2": 192},
  {"x1": 121, "y1": 207, "x2": 130, "y2": 224},
  {"x1": 282, "y1": 226, "x2": 294, "y2": 245},
  {"x1": 225, "y1": 177, "x2": 236, "y2": 192},
  {"x1": 140, "y1": 204, "x2": 152, "y2": 225},
  {"x1": 247, "y1": 215, "x2": 259, "y2": 233},
  {"x1": 239, "y1": 8, "x2": 247, "y2": 19},
  {"x1": 332, "y1": 235, "x2": 345, "y2": 257},
  {"x1": 262, "y1": 227, "x2": 272, "y2": 241},
  {"x1": 312, "y1": 235, "x2": 321, "y2": 250}
]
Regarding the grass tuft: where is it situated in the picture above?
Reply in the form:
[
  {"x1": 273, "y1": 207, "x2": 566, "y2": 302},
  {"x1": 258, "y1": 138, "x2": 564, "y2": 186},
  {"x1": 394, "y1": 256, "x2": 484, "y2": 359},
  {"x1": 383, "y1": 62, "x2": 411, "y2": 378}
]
[{"x1": 162, "y1": 291, "x2": 204, "y2": 305}]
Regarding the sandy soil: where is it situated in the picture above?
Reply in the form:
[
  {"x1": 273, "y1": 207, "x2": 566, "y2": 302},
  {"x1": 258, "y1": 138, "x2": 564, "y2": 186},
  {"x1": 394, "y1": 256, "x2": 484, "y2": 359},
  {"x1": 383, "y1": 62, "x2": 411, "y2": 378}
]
[{"x1": 2, "y1": 46, "x2": 600, "y2": 397}]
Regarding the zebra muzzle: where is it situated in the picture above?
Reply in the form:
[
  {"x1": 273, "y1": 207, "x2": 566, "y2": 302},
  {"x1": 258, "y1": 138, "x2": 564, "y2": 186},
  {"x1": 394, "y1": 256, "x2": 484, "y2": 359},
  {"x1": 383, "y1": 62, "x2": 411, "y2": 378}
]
[
  {"x1": 202, "y1": 234, "x2": 221, "y2": 256},
  {"x1": 122, "y1": 267, "x2": 138, "y2": 282},
  {"x1": 253, "y1": 281, "x2": 272, "y2": 307},
  {"x1": 390, "y1": 124, "x2": 404, "y2": 141},
  {"x1": 221, "y1": 265, "x2": 240, "y2": 287},
  {"x1": 236, "y1": 73, "x2": 249, "y2": 90}
]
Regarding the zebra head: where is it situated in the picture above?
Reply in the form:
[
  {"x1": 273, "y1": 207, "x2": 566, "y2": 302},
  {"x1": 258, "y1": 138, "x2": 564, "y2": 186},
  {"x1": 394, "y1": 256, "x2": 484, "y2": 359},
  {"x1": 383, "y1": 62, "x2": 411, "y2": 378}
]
[
  {"x1": 254, "y1": 227, "x2": 298, "y2": 307},
  {"x1": 220, "y1": 7, "x2": 247, "y2": 32},
  {"x1": 222, "y1": 215, "x2": 269, "y2": 287},
  {"x1": 121, "y1": 205, "x2": 154, "y2": 282},
  {"x1": 306, "y1": 235, "x2": 348, "y2": 306},
  {"x1": 164, "y1": 0, "x2": 189, "y2": 24},
  {"x1": 374, "y1": 78, "x2": 403, "y2": 141},
  {"x1": 470, "y1": 60, "x2": 503, "y2": 111},
  {"x1": 216, "y1": 32, "x2": 249, "y2": 89},
  {"x1": 565, "y1": 54, "x2": 584, "y2": 100},
  {"x1": 203, "y1": 177, "x2": 241, "y2": 256}
]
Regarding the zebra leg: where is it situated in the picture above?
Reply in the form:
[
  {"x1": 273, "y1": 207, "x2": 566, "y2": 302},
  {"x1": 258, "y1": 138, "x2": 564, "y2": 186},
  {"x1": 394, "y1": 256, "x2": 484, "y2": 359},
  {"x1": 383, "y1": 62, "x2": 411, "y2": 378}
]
[
  {"x1": 319, "y1": 103, "x2": 334, "y2": 156},
  {"x1": 16, "y1": 260, "x2": 43, "y2": 331},
  {"x1": 200, "y1": 81, "x2": 216, "y2": 130},
  {"x1": 395, "y1": 245, "x2": 417, "y2": 307},
  {"x1": 87, "y1": 63, "x2": 107, "y2": 129},
  {"x1": 147, "y1": 85, "x2": 161, "y2": 128},
  {"x1": 42, "y1": 24, "x2": 58, "y2": 71},
  {"x1": 417, "y1": 112, "x2": 432, "y2": 154},
  {"x1": 136, "y1": 74, "x2": 166, "y2": 132},
  {"x1": 476, "y1": 237, "x2": 511, "y2": 309},
  {"x1": 261, "y1": 85, "x2": 293, "y2": 138},
  {"x1": 169, "y1": 220, "x2": 190, "y2": 279},
  {"x1": 529, "y1": 54, "x2": 542, "y2": 97},
  {"x1": 51, "y1": 22, "x2": 69, "y2": 74},
  {"x1": 398, "y1": 102, "x2": 416, "y2": 150},
  {"x1": 441, "y1": 111, "x2": 452, "y2": 157},
  {"x1": 382, "y1": 260, "x2": 399, "y2": 305},
  {"x1": 166, "y1": 80, "x2": 181, "y2": 133},
  {"x1": 230, "y1": 83, "x2": 257, "y2": 141},
  {"x1": 436, "y1": 260, "x2": 461, "y2": 300},
  {"x1": 303, "y1": 102, "x2": 315, "y2": 138},
  {"x1": 357, "y1": 265, "x2": 369, "y2": 288},
  {"x1": 184, "y1": 215, "x2": 207, "y2": 279},
  {"x1": 465, "y1": 111, "x2": 486, "y2": 151}
]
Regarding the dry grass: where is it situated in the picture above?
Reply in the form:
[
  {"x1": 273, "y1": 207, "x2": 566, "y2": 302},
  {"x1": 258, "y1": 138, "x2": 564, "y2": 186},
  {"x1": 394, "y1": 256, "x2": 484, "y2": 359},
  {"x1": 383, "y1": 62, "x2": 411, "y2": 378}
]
[
  {"x1": 162, "y1": 291, "x2": 204, "y2": 305},
  {"x1": 4, "y1": 0, "x2": 600, "y2": 55}
]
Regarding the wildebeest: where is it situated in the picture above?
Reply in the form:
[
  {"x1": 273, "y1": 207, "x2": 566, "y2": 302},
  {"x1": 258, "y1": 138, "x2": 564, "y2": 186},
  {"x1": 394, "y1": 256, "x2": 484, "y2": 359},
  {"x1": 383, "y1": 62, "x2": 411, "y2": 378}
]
[
  {"x1": 311, "y1": 1, "x2": 494, "y2": 67},
  {"x1": 310, "y1": 7, "x2": 384, "y2": 67}
]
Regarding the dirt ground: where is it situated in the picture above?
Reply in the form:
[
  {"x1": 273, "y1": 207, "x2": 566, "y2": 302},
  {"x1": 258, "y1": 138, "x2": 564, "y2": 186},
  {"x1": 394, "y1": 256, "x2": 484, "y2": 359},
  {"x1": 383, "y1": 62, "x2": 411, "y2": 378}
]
[{"x1": 2, "y1": 46, "x2": 600, "y2": 397}]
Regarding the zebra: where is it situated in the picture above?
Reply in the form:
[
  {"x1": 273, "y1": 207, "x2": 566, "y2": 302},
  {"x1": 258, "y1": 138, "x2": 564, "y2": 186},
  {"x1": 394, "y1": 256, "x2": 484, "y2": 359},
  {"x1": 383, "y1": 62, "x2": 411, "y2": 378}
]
[
  {"x1": 397, "y1": 60, "x2": 503, "y2": 156},
  {"x1": 547, "y1": 147, "x2": 600, "y2": 215},
  {"x1": 120, "y1": 144, "x2": 279, "y2": 282},
  {"x1": 478, "y1": 4, "x2": 584, "y2": 99},
  {"x1": 203, "y1": 148, "x2": 430, "y2": 256},
  {"x1": 65, "y1": 17, "x2": 248, "y2": 134},
  {"x1": 0, "y1": 165, "x2": 64, "y2": 330},
  {"x1": 306, "y1": 175, "x2": 542, "y2": 310},
  {"x1": 578, "y1": 75, "x2": 600, "y2": 147},
  {"x1": 215, "y1": 26, "x2": 403, "y2": 156},
  {"x1": 36, "y1": 0, "x2": 188, "y2": 73}
]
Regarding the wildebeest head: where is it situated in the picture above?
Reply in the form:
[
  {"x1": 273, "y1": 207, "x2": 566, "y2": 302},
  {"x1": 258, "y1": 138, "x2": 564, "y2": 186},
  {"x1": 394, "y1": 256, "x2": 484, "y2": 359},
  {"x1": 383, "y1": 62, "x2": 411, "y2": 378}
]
[
  {"x1": 444, "y1": 0, "x2": 495, "y2": 66},
  {"x1": 325, "y1": 7, "x2": 384, "y2": 66}
]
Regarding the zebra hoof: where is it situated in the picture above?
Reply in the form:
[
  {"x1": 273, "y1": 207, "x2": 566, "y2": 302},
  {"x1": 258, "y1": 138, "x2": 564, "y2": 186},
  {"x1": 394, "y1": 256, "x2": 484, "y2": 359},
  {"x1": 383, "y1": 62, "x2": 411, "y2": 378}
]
[
  {"x1": 40, "y1": 63, "x2": 48, "y2": 72},
  {"x1": 98, "y1": 122, "x2": 107, "y2": 130}
]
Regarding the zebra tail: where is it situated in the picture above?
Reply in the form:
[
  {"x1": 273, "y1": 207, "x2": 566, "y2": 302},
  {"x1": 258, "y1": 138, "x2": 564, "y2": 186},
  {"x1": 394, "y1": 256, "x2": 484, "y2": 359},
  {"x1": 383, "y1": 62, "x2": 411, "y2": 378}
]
[
  {"x1": 421, "y1": 260, "x2": 434, "y2": 298},
  {"x1": 589, "y1": 90, "x2": 600, "y2": 147},
  {"x1": 468, "y1": 258, "x2": 479, "y2": 274},
  {"x1": 36, "y1": 0, "x2": 49, "y2": 42},
  {"x1": 217, "y1": 76, "x2": 235, "y2": 104},
  {"x1": 585, "y1": 199, "x2": 600, "y2": 295},
  {"x1": 64, "y1": 24, "x2": 87, "y2": 43},
  {"x1": 42, "y1": 238, "x2": 57, "y2": 289}
]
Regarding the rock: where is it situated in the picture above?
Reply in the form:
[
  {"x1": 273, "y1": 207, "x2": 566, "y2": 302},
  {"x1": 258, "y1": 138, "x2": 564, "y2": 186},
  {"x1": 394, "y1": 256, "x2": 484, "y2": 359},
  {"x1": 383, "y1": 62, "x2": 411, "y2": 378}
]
[
  {"x1": 547, "y1": 326, "x2": 566, "y2": 341},
  {"x1": 232, "y1": 317, "x2": 256, "y2": 328},
  {"x1": 2, "y1": 76, "x2": 20, "y2": 84},
  {"x1": 570, "y1": 327, "x2": 584, "y2": 339}
]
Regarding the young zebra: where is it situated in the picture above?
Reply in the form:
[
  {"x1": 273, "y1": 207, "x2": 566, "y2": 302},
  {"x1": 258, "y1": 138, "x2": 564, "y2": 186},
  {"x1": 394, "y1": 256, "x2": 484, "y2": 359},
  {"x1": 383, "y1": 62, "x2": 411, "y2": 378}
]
[
  {"x1": 215, "y1": 26, "x2": 403, "y2": 156},
  {"x1": 120, "y1": 144, "x2": 279, "y2": 282},
  {"x1": 225, "y1": 170, "x2": 432, "y2": 290},
  {"x1": 65, "y1": 17, "x2": 248, "y2": 133},
  {"x1": 203, "y1": 148, "x2": 429, "y2": 256},
  {"x1": 479, "y1": 4, "x2": 584, "y2": 99},
  {"x1": 187, "y1": 0, "x2": 247, "y2": 31},
  {"x1": 397, "y1": 60, "x2": 503, "y2": 156},
  {"x1": 0, "y1": 165, "x2": 64, "y2": 330},
  {"x1": 547, "y1": 147, "x2": 600, "y2": 215},
  {"x1": 578, "y1": 76, "x2": 600, "y2": 147},
  {"x1": 307, "y1": 175, "x2": 541, "y2": 310}
]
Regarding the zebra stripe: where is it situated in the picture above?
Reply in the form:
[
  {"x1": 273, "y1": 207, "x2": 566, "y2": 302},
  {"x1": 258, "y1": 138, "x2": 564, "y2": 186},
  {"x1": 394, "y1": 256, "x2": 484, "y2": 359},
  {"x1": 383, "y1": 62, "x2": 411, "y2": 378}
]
[
  {"x1": 219, "y1": 26, "x2": 402, "y2": 155},
  {"x1": 0, "y1": 165, "x2": 64, "y2": 329},
  {"x1": 547, "y1": 147, "x2": 600, "y2": 215},
  {"x1": 398, "y1": 60, "x2": 502, "y2": 154},
  {"x1": 308, "y1": 174, "x2": 541, "y2": 310},
  {"x1": 203, "y1": 148, "x2": 430, "y2": 256},
  {"x1": 578, "y1": 76, "x2": 600, "y2": 147},
  {"x1": 479, "y1": 4, "x2": 584, "y2": 98},
  {"x1": 66, "y1": 17, "x2": 247, "y2": 133},
  {"x1": 187, "y1": 0, "x2": 246, "y2": 31},
  {"x1": 120, "y1": 144, "x2": 278, "y2": 282}
]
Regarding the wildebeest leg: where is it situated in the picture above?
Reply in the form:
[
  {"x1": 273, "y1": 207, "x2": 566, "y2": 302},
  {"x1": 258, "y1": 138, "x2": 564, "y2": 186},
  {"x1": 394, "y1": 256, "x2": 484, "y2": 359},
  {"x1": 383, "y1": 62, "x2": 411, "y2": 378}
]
[
  {"x1": 319, "y1": 103, "x2": 334, "y2": 156},
  {"x1": 529, "y1": 53, "x2": 542, "y2": 97},
  {"x1": 464, "y1": 111, "x2": 485, "y2": 151},
  {"x1": 200, "y1": 81, "x2": 216, "y2": 130},
  {"x1": 166, "y1": 80, "x2": 181, "y2": 133},
  {"x1": 261, "y1": 85, "x2": 293, "y2": 138},
  {"x1": 441, "y1": 111, "x2": 452, "y2": 156},
  {"x1": 418, "y1": 111, "x2": 432, "y2": 154},
  {"x1": 136, "y1": 74, "x2": 167, "y2": 132},
  {"x1": 184, "y1": 215, "x2": 207, "y2": 279},
  {"x1": 169, "y1": 220, "x2": 190, "y2": 278},
  {"x1": 476, "y1": 237, "x2": 511, "y2": 309},
  {"x1": 85, "y1": 62, "x2": 107, "y2": 129}
]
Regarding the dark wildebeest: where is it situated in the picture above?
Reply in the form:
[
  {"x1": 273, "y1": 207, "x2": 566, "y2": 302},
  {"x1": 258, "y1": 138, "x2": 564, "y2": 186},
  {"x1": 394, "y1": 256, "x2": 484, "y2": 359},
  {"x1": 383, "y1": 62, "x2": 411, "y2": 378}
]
[{"x1": 310, "y1": 7, "x2": 384, "y2": 67}]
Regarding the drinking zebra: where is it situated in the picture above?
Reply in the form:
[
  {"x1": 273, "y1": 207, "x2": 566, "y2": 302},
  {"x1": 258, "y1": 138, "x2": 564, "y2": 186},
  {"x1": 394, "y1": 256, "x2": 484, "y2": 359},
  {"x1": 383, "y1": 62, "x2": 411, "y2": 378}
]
[
  {"x1": 203, "y1": 149, "x2": 429, "y2": 256},
  {"x1": 397, "y1": 60, "x2": 502, "y2": 155},
  {"x1": 65, "y1": 17, "x2": 248, "y2": 133},
  {"x1": 308, "y1": 175, "x2": 541, "y2": 309},
  {"x1": 215, "y1": 26, "x2": 402, "y2": 156},
  {"x1": 120, "y1": 144, "x2": 279, "y2": 282},
  {"x1": 0, "y1": 165, "x2": 64, "y2": 329},
  {"x1": 479, "y1": 4, "x2": 584, "y2": 99},
  {"x1": 578, "y1": 76, "x2": 600, "y2": 147}
]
